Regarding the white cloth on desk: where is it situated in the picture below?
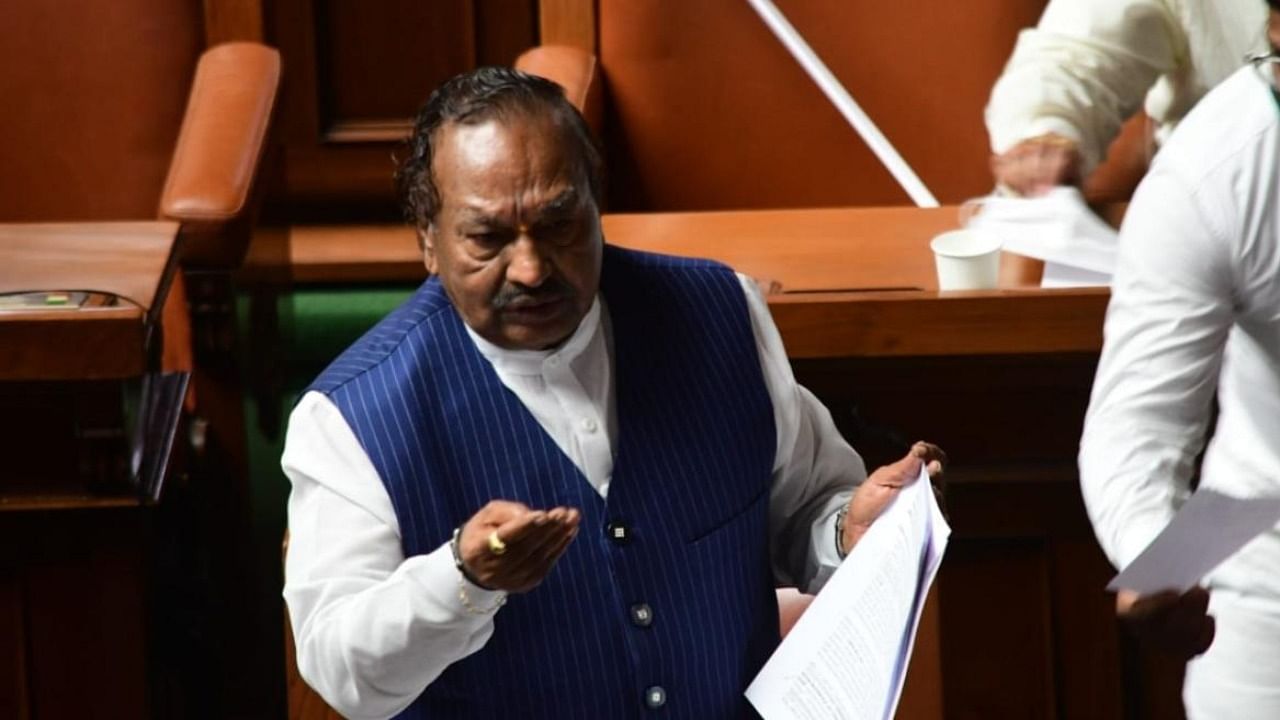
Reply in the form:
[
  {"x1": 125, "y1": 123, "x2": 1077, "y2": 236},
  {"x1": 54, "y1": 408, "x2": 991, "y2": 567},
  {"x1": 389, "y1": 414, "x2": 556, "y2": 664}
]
[
  {"x1": 283, "y1": 272, "x2": 865, "y2": 719},
  {"x1": 986, "y1": 0, "x2": 1267, "y2": 175},
  {"x1": 1079, "y1": 64, "x2": 1280, "y2": 718}
]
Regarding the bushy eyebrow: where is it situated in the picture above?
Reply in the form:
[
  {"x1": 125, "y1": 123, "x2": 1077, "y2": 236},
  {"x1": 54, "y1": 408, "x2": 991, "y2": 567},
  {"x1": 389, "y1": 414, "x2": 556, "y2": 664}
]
[{"x1": 538, "y1": 188, "x2": 579, "y2": 218}]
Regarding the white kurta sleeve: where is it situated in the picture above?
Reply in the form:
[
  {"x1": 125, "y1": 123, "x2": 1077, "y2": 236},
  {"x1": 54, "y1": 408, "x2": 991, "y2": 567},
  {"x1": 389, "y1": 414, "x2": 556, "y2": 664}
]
[
  {"x1": 736, "y1": 274, "x2": 866, "y2": 594},
  {"x1": 1078, "y1": 165, "x2": 1234, "y2": 571},
  {"x1": 985, "y1": 0, "x2": 1183, "y2": 173},
  {"x1": 282, "y1": 391, "x2": 506, "y2": 720}
]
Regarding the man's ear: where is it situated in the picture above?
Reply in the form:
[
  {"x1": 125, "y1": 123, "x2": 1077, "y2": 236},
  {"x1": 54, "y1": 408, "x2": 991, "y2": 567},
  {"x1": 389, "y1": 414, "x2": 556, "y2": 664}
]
[{"x1": 420, "y1": 224, "x2": 439, "y2": 275}]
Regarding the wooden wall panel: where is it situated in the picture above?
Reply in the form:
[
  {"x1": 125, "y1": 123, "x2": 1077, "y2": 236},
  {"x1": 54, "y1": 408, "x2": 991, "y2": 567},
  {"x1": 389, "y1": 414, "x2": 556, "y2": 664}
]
[
  {"x1": 0, "y1": 570, "x2": 28, "y2": 720},
  {"x1": 204, "y1": 0, "x2": 266, "y2": 44},
  {"x1": 1050, "y1": 540, "x2": 1128, "y2": 720},
  {"x1": 939, "y1": 542, "x2": 1057, "y2": 719},
  {"x1": 317, "y1": 0, "x2": 475, "y2": 142},
  {"x1": 0, "y1": 511, "x2": 150, "y2": 718},
  {"x1": 0, "y1": 0, "x2": 202, "y2": 222},
  {"x1": 596, "y1": 0, "x2": 1047, "y2": 211},
  {"x1": 264, "y1": 0, "x2": 1069, "y2": 217},
  {"x1": 539, "y1": 0, "x2": 595, "y2": 50},
  {"x1": 793, "y1": 353, "x2": 1184, "y2": 719},
  {"x1": 268, "y1": 0, "x2": 538, "y2": 216}
]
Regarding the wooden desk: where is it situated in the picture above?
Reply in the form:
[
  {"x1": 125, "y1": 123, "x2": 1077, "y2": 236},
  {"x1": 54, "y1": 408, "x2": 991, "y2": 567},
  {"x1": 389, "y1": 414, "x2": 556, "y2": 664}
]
[
  {"x1": 245, "y1": 206, "x2": 1109, "y2": 358},
  {"x1": 0, "y1": 222, "x2": 184, "y2": 719},
  {"x1": 603, "y1": 206, "x2": 1109, "y2": 357},
  {"x1": 0, "y1": 222, "x2": 179, "y2": 380}
]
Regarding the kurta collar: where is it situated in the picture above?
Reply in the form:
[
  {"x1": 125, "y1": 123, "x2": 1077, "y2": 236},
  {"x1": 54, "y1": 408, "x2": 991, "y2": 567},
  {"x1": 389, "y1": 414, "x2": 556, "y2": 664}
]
[{"x1": 464, "y1": 296, "x2": 602, "y2": 376}]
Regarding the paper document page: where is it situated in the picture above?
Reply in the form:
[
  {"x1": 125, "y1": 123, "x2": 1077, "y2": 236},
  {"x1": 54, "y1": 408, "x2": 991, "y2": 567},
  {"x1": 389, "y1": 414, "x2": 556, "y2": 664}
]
[
  {"x1": 746, "y1": 466, "x2": 950, "y2": 720},
  {"x1": 1108, "y1": 489, "x2": 1280, "y2": 594},
  {"x1": 964, "y1": 187, "x2": 1119, "y2": 284}
]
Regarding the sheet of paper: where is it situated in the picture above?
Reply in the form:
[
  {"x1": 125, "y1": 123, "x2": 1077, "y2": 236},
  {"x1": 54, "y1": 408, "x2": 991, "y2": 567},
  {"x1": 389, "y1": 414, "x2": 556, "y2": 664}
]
[
  {"x1": 1040, "y1": 261, "x2": 1111, "y2": 288},
  {"x1": 965, "y1": 187, "x2": 1119, "y2": 282},
  {"x1": 1108, "y1": 489, "x2": 1280, "y2": 594},
  {"x1": 746, "y1": 465, "x2": 950, "y2": 720}
]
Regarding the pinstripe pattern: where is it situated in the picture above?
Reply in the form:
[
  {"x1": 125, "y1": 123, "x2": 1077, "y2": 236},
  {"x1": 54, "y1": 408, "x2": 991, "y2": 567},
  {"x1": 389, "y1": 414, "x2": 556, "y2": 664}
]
[{"x1": 310, "y1": 246, "x2": 777, "y2": 719}]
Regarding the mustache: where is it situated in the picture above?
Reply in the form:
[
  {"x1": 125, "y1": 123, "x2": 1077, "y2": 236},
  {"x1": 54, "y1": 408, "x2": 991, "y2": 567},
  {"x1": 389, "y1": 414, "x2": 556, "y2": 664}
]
[{"x1": 491, "y1": 278, "x2": 574, "y2": 310}]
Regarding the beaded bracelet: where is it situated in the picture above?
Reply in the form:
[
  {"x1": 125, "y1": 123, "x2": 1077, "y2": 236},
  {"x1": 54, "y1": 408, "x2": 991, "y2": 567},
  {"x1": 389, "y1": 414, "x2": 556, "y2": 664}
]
[{"x1": 450, "y1": 526, "x2": 506, "y2": 616}]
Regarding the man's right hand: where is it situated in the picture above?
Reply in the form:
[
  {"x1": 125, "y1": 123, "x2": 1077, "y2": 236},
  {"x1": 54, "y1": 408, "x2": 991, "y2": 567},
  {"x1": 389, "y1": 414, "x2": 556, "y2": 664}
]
[
  {"x1": 459, "y1": 500, "x2": 580, "y2": 593},
  {"x1": 991, "y1": 133, "x2": 1082, "y2": 197},
  {"x1": 1116, "y1": 586, "x2": 1216, "y2": 660}
]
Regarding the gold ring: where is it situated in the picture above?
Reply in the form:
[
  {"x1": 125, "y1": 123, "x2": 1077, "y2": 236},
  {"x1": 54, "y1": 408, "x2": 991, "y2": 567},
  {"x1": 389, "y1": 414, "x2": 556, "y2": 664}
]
[{"x1": 487, "y1": 530, "x2": 507, "y2": 556}]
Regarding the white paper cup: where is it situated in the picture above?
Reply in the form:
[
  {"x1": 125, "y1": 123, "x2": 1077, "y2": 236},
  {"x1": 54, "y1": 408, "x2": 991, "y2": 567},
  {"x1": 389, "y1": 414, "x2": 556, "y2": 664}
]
[{"x1": 930, "y1": 229, "x2": 1001, "y2": 290}]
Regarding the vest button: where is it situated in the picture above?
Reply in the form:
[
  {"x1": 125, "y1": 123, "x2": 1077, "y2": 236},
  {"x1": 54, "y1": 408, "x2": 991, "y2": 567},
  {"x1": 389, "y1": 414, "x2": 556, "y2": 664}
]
[
  {"x1": 644, "y1": 685, "x2": 666, "y2": 709},
  {"x1": 630, "y1": 603, "x2": 653, "y2": 627},
  {"x1": 606, "y1": 521, "x2": 630, "y2": 545}
]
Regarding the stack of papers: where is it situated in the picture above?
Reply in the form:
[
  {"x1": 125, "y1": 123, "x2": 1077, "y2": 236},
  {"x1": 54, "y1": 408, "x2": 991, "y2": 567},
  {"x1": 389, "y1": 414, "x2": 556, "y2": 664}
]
[
  {"x1": 964, "y1": 187, "x2": 1119, "y2": 288},
  {"x1": 746, "y1": 466, "x2": 950, "y2": 720}
]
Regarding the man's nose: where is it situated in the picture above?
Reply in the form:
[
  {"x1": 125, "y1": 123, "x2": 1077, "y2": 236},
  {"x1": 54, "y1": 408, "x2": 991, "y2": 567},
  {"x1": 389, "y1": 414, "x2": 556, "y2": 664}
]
[{"x1": 505, "y1": 235, "x2": 551, "y2": 287}]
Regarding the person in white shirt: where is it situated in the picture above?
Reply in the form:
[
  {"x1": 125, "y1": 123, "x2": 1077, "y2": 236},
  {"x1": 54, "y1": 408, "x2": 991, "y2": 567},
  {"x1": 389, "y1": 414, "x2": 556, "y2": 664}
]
[
  {"x1": 1079, "y1": 54, "x2": 1280, "y2": 718},
  {"x1": 282, "y1": 67, "x2": 944, "y2": 719},
  {"x1": 986, "y1": 0, "x2": 1274, "y2": 197}
]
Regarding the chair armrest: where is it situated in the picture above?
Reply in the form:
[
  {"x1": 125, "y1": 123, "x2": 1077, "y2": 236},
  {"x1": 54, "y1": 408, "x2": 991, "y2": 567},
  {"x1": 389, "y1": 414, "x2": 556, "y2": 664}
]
[
  {"x1": 160, "y1": 42, "x2": 281, "y2": 268},
  {"x1": 515, "y1": 45, "x2": 602, "y2": 137}
]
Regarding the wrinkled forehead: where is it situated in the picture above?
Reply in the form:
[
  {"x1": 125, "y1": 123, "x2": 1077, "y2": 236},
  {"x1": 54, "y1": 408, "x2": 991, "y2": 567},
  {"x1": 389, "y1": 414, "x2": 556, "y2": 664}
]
[{"x1": 431, "y1": 113, "x2": 587, "y2": 206}]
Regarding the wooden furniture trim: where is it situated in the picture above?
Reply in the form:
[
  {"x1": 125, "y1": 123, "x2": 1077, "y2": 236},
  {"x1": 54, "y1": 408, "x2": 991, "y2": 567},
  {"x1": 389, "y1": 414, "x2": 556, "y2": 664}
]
[
  {"x1": 0, "y1": 495, "x2": 143, "y2": 513},
  {"x1": 769, "y1": 289, "x2": 1108, "y2": 358},
  {"x1": 240, "y1": 205, "x2": 1111, "y2": 358}
]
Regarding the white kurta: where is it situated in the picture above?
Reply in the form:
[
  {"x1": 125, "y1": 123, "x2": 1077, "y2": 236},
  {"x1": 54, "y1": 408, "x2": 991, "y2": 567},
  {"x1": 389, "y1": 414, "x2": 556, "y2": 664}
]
[
  {"x1": 283, "y1": 273, "x2": 866, "y2": 719},
  {"x1": 1079, "y1": 64, "x2": 1280, "y2": 718},
  {"x1": 986, "y1": 0, "x2": 1268, "y2": 175}
]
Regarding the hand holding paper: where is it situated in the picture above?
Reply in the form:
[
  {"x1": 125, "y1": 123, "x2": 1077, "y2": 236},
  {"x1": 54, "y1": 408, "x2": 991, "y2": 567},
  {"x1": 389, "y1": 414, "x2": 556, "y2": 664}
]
[
  {"x1": 1106, "y1": 489, "x2": 1280, "y2": 659},
  {"x1": 964, "y1": 187, "x2": 1118, "y2": 287},
  {"x1": 746, "y1": 463, "x2": 950, "y2": 720}
]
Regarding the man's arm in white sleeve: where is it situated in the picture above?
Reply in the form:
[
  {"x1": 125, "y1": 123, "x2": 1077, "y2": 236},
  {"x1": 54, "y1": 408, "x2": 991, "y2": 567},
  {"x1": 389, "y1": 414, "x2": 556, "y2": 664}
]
[
  {"x1": 283, "y1": 391, "x2": 505, "y2": 720},
  {"x1": 1078, "y1": 167, "x2": 1233, "y2": 570},
  {"x1": 735, "y1": 274, "x2": 866, "y2": 594},
  {"x1": 986, "y1": 0, "x2": 1181, "y2": 172}
]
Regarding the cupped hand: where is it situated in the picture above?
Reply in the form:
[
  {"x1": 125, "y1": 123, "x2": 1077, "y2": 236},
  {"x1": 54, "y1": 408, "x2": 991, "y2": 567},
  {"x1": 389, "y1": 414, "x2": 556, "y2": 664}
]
[{"x1": 459, "y1": 500, "x2": 581, "y2": 593}]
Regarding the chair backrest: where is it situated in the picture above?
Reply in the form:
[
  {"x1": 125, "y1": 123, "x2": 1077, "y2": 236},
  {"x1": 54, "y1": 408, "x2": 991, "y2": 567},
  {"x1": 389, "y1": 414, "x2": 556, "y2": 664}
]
[{"x1": 0, "y1": 0, "x2": 204, "y2": 221}]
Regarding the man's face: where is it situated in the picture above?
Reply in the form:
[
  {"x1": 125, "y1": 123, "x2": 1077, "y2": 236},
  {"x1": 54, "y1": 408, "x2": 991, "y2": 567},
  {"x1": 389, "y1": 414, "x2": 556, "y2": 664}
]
[{"x1": 422, "y1": 114, "x2": 603, "y2": 350}]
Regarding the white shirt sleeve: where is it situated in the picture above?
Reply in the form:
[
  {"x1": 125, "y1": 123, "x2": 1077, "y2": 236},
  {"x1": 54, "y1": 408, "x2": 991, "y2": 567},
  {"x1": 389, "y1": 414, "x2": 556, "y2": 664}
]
[
  {"x1": 1078, "y1": 164, "x2": 1234, "y2": 571},
  {"x1": 985, "y1": 0, "x2": 1183, "y2": 173},
  {"x1": 735, "y1": 274, "x2": 865, "y2": 594},
  {"x1": 282, "y1": 392, "x2": 506, "y2": 720}
]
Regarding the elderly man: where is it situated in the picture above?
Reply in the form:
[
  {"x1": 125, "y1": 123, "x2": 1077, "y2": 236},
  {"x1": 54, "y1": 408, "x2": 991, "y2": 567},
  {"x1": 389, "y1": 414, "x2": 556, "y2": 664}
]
[
  {"x1": 986, "y1": 0, "x2": 1274, "y2": 196},
  {"x1": 282, "y1": 67, "x2": 942, "y2": 719},
  {"x1": 1079, "y1": 50, "x2": 1280, "y2": 718}
]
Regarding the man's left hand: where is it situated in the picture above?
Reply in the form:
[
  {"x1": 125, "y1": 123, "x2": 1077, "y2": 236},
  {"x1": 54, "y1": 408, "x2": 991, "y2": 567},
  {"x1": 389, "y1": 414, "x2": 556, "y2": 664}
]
[{"x1": 841, "y1": 441, "x2": 946, "y2": 555}]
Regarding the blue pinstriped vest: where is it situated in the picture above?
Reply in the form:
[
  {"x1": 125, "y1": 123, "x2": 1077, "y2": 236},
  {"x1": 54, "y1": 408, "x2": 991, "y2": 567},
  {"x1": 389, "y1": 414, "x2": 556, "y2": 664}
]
[{"x1": 309, "y1": 246, "x2": 778, "y2": 719}]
